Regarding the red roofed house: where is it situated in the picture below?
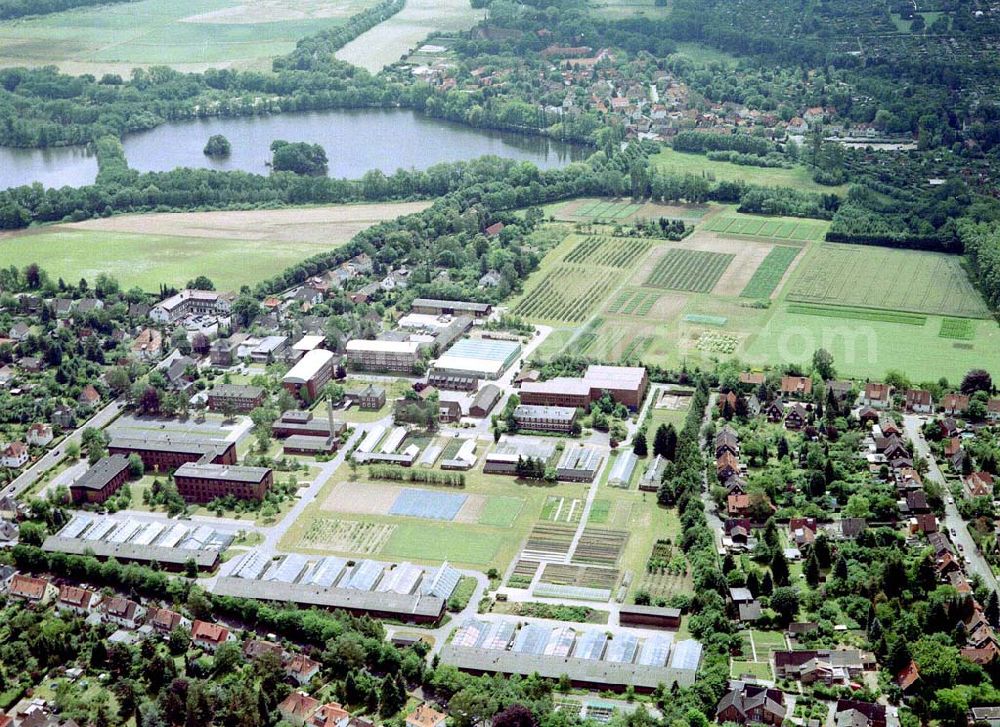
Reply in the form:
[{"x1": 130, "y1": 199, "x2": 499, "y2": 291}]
[
  {"x1": 988, "y1": 399, "x2": 1000, "y2": 422},
  {"x1": 863, "y1": 383, "x2": 892, "y2": 409},
  {"x1": 191, "y1": 620, "x2": 234, "y2": 652},
  {"x1": 739, "y1": 371, "x2": 766, "y2": 387},
  {"x1": 728, "y1": 494, "x2": 752, "y2": 517},
  {"x1": 485, "y1": 222, "x2": 505, "y2": 237},
  {"x1": 966, "y1": 471, "x2": 994, "y2": 499},
  {"x1": 104, "y1": 596, "x2": 146, "y2": 629},
  {"x1": 78, "y1": 384, "x2": 100, "y2": 408},
  {"x1": 279, "y1": 691, "x2": 321, "y2": 726},
  {"x1": 311, "y1": 703, "x2": 350, "y2": 727},
  {"x1": 780, "y1": 376, "x2": 812, "y2": 398},
  {"x1": 1, "y1": 441, "x2": 28, "y2": 469},
  {"x1": 56, "y1": 584, "x2": 102, "y2": 616},
  {"x1": 285, "y1": 653, "x2": 322, "y2": 685},
  {"x1": 148, "y1": 607, "x2": 185, "y2": 634},
  {"x1": 8, "y1": 574, "x2": 57, "y2": 605},
  {"x1": 904, "y1": 389, "x2": 933, "y2": 414},
  {"x1": 942, "y1": 393, "x2": 970, "y2": 415},
  {"x1": 406, "y1": 704, "x2": 448, "y2": 727}
]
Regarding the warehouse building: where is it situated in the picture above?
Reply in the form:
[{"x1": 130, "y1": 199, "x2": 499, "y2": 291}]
[
  {"x1": 520, "y1": 365, "x2": 649, "y2": 410},
  {"x1": 618, "y1": 604, "x2": 683, "y2": 630},
  {"x1": 483, "y1": 439, "x2": 557, "y2": 475},
  {"x1": 213, "y1": 553, "x2": 460, "y2": 624},
  {"x1": 441, "y1": 619, "x2": 699, "y2": 691},
  {"x1": 173, "y1": 463, "x2": 273, "y2": 503},
  {"x1": 411, "y1": 298, "x2": 493, "y2": 319},
  {"x1": 607, "y1": 451, "x2": 638, "y2": 488},
  {"x1": 43, "y1": 514, "x2": 232, "y2": 571},
  {"x1": 108, "y1": 433, "x2": 236, "y2": 471},
  {"x1": 69, "y1": 454, "x2": 132, "y2": 504},
  {"x1": 282, "y1": 349, "x2": 336, "y2": 401},
  {"x1": 557, "y1": 445, "x2": 604, "y2": 482},
  {"x1": 272, "y1": 408, "x2": 346, "y2": 439},
  {"x1": 469, "y1": 384, "x2": 502, "y2": 418},
  {"x1": 431, "y1": 338, "x2": 521, "y2": 381}
]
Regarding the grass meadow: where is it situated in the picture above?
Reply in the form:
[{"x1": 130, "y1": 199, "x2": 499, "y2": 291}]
[{"x1": 0, "y1": 0, "x2": 374, "y2": 72}]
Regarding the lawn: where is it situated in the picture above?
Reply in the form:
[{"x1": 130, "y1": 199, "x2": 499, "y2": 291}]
[
  {"x1": 478, "y1": 496, "x2": 526, "y2": 527},
  {"x1": 651, "y1": 148, "x2": 849, "y2": 195},
  {"x1": 786, "y1": 242, "x2": 990, "y2": 318},
  {"x1": 0, "y1": 0, "x2": 374, "y2": 73},
  {"x1": 382, "y1": 522, "x2": 506, "y2": 565},
  {"x1": 588, "y1": 0, "x2": 673, "y2": 19},
  {"x1": 731, "y1": 660, "x2": 773, "y2": 680}
]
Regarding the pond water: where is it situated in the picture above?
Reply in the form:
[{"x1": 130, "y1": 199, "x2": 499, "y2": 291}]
[{"x1": 0, "y1": 108, "x2": 589, "y2": 190}]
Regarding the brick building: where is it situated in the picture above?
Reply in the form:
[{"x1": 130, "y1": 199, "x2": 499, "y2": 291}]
[
  {"x1": 207, "y1": 384, "x2": 265, "y2": 413},
  {"x1": 70, "y1": 454, "x2": 131, "y2": 504},
  {"x1": 108, "y1": 433, "x2": 236, "y2": 471},
  {"x1": 282, "y1": 349, "x2": 335, "y2": 401},
  {"x1": 519, "y1": 365, "x2": 648, "y2": 410},
  {"x1": 173, "y1": 463, "x2": 273, "y2": 503}
]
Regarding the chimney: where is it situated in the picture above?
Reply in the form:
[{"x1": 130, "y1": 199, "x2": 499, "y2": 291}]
[{"x1": 328, "y1": 396, "x2": 334, "y2": 434}]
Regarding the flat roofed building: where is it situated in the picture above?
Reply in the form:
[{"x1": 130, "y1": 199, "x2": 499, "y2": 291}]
[
  {"x1": 70, "y1": 454, "x2": 131, "y2": 504},
  {"x1": 619, "y1": 604, "x2": 682, "y2": 629},
  {"x1": 108, "y1": 433, "x2": 236, "y2": 471},
  {"x1": 514, "y1": 404, "x2": 578, "y2": 433},
  {"x1": 432, "y1": 338, "x2": 521, "y2": 381},
  {"x1": 273, "y1": 409, "x2": 346, "y2": 439},
  {"x1": 207, "y1": 384, "x2": 265, "y2": 413},
  {"x1": 173, "y1": 463, "x2": 273, "y2": 503},
  {"x1": 411, "y1": 298, "x2": 493, "y2": 318},
  {"x1": 346, "y1": 339, "x2": 421, "y2": 373},
  {"x1": 283, "y1": 349, "x2": 335, "y2": 401}
]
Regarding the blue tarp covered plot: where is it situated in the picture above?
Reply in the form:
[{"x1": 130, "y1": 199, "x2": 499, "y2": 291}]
[{"x1": 389, "y1": 488, "x2": 468, "y2": 521}]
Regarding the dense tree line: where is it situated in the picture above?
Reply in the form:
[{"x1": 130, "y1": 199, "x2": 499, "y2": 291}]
[{"x1": 959, "y1": 218, "x2": 1000, "y2": 311}]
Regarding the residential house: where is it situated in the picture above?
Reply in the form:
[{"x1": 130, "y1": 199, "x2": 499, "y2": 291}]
[
  {"x1": 26, "y1": 423, "x2": 53, "y2": 447},
  {"x1": 765, "y1": 400, "x2": 785, "y2": 423},
  {"x1": 826, "y1": 380, "x2": 854, "y2": 405},
  {"x1": 835, "y1": 700, "x2": 886, "y2": 727},
  {"x1": 897, "y1": 661, "x2": 920, "y2": 692},
  {"x1": 131, "y1": 328, "x2": 164, "y2": 360},
  {"x1": 8, "y1": 322, "x2": 30, "y2": 341},
  {"x1": 285, "y1": 653, "x2": 322, "y2": 685},
  {"x1": 78, "y1": 384, "x2": 100, "y2": 409},
  {"x1": 863, "y1": 383, "x2": 893, "y2": 409},
  {"x1": 716, "y1": 684, "x2": 786, "y2": 726},
  {"x1": 942, "y1": 393, "x2": 970, "y2": 416},
  {"x1": 966, "y1": 471, "x2": 994, "y2": 499},
  {"x1": 279, "y1": 692, "x2": 321, "y2": 726},
  {"x1": 780, "y1": 376, "x2": 812, "y2": 398},
  {"x1": 104, "y1": 597, "x2": 146, "y2": 629},
  {"x1": 784, "y1": 403, "x2": 808, "y2": 430},
  {"x1": 739, "y1": 371, "x2": 766, "y2": 388},
  {"x1": 8, "y1": 573, "x2": 57, "y2": 605},
  {"x1": 311, "y1": 704, "x2": 351, "y2": 727},
  {"x1": 56, "y1": 585, "x2": 102, "y2": 615},
  {"x1": 715, "y1": 427, "x2": 740, "y2": 457},
  {"x1": 1, "y1": 442, "x2": 28, "y2": 468},
  {"x1": 148, "y1": 607, "x2": 185, "y2": 635},
  {"x1": 244, "y1": 639, "x2": 284, "y2": 661},
  {"x1": 191, "y1": 620, "x2": 234, "y2": 652},
  {"x1": 987, "y1": 399, "x2": 1000, "y2": 422},
  {"x1": 789, "y1": 517, "x2": 817, "y2": 547},
  {"x1": 406, "y1": 704, "x2": 448, "y2": 727},
  {"x1": 717, "y1": 451, "x2": 740, "y2": 481},
  {"x1": 724, "y1": 518, "x2": 752, "y2": 547},
  {"x1": 905, "y1": 389, "x2": 934, "y2": 414}
]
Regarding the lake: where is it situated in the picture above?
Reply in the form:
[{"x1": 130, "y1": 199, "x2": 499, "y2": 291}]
[{"x1": 0, "y1": 109, "x2": 588, "y2": 190}]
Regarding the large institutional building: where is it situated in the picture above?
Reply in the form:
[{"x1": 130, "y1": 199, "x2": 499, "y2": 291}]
[
  {"x1": 519, "y1": 365, "x2": 649, "y2": 410},
  {"x1": 282, "y1": 349, "x2": 335, "y2": 400}
]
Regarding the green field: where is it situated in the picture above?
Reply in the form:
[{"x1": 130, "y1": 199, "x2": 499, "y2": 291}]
[
  {"x1": 382, "y1": 522, "x2": 506, "y2": 565},
  {"x1": 0, "y1": 0, "x2": 373, "y2": 72},
  {"x1": 478, "y1": 496, "x2": 526, "y2": 527},
  {"x1": 788, "y1": 243, "x2": 990, "y2": 318},
  {"x1": 651, "y1": 148, "x2": 849, "y2": 195},
  {"x1": 0, "y1": 228, "x2": 328, "y2": 292},
  {"x1": 565, "y1": 236, "x2": 651, "y2": 268},
  {"x1": 787, "y1": 303, "x2": 927, "y2": 326},
  {"x1": 740, "y1": 246, "x2": 801, "y2": 298},
  {"x1": 645, "y1": 248, "x2": 734, "y2": 292},
  {"x1": 731, "y1": 660, "x2": 773, "y2": 680},
  {"x1": 940, "y1": 317, "x2": 976, "y2": 340},
  {"x1": 706, "y1": 214, "x2": 828, "y2": 242}
]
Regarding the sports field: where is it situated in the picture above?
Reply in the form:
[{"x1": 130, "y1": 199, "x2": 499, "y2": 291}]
[
  {"x1": 0, "y1": 0, "x2": 375, "y2": 73},
  {"x1": 0, "y1": 201, "x2": 427, "y2": 292},
  {"x1": 788, "y1": 243, "x2": 990, "y2": 317}
]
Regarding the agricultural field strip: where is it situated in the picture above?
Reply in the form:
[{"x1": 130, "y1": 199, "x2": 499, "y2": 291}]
[
  {"x1": 644, "y1": 248, "x2": 735, "y2": 292},
  {"x1": 564, "y1": 235, "x2": 652, "y2": 268},
  {"x1": 739, "y1": 245, "x2": 801, "y2": 298},
  {"x1": 786, "y1": 303, "x2": 927, "y2": 326},
  {"x1": 514, "y1": 264, "x2": 618, "y2": 322},
  {"x1": 705, "y1": 214, "x2": 828, "y2": 242}
]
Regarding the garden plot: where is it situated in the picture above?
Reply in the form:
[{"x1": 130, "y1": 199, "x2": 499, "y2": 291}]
[
  {"x1": 538, "y1": 563, "x2": 620, "y2": 590},
  {"x1": 542, "y1": 496, "x2": 585, "y2": 524},
  {"x1": 705, "y1": 213, "x2": 829, "y2": 242},
  {"x1": 389, "y1": 488, "x2": 469, "y2": 521},
  {"x1": 564, "y1": 236, "x2": 652, "y2": 268},
  {"x1": 573, "y1": 529, "x2": 629, "y2": 567},
  {"x1": 297, "y1": 519, "x2": 395, "y2": 553},
  {"x1": 520, "y1": 523, "x2": 576, "y2": 562},
  {"x1": 508, "y1": 559, "x2": 541, "y2": 588},
  {"x1": 644, "y1": 248, "x2": 734, "y2": 293},
  {"x1": 740, "y1": 245, "x2": 801, "y2": 298},
  {"x1": 513, "y1": 265, "x2": 618, "y2": 322},
  {"x1": 322, "y1": 481, "x2": 401, "y2": 515},
  {"x1": 788, "y1": 243, "x2": 991, "y2": 317}
]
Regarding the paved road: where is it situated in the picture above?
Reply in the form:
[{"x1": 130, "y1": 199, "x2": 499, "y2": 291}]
[
  {"x1": 2, "y1": 397, "x2": 126, "y2": 500},
  {"x1": 903, "y1": 414, "x2": 999, "y2": 593}
]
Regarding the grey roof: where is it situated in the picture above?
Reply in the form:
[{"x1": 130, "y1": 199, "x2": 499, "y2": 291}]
[
  {"x1": 470, "y1": 384, "x2": 502, "y2": 414},
  {"x1": 208, "y1": 384, "x2": 264, "y2": 399},
  {"x1": 108, "y1": 432, "x2": 230, "y2": 459},
  {"x1": 174, "y1": 462, "x2": 271, "y2": 484},
  {"x1": 412, "y1": 298, "x2": 491, "y2": 313},
  {"x1": 515, "y1": 404, "x2": 577, "y2": 422},
  {"x1": 619, "y1": 604, "x2": 682, "y2": 619},
  {"x1": 72, "y1": 455, "x2": 130, "y2": 491},
  {"x1": 439, "y1": 644, "x2": 696, "y2": 690},
  {"x1": 212, "y1": 576, "x2": 445, "y2": 620},
  {"x1": 42, "y1": 535, "x2": 220, "y2": 568}
]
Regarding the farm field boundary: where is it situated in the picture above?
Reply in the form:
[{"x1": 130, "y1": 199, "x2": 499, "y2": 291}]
[
  {"x1": 787, "y1": 303, "x2": 927, "y2": 326},
  {"x1": 644, "y1": 248, "x2": 734, "y2": 292}
]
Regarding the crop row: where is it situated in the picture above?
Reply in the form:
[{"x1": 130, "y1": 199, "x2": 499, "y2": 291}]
[
  {"x1": 786, "y1": 303, "x2": 927, "y2": 326},
  {"x1": 939, "y1": 317, "x2": 976, "y2": 340},
  {"x1": 565, "y1": 235, "x2": 651, "y2": 268},
  {"x1": 514, "y1": 265, "x2": 616, "y2": 322},
  {"x1": 645, "y1": 248, "x2": 734, "y2": 292},
  {"x1": 740, "y1": 245, "x2": 800, "y2": 298}
]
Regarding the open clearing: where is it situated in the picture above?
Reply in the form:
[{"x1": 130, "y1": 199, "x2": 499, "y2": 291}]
[
  {"x1": 336, "y1": 0, "x2": 484, "y2": 73},
  {"x1": 787, "y1": 243, "x2": 990, "y2": 317},
  {"x1": 0, "y1": 0, "x2": 374, "y2": 73},
  {"x1": 0, "y1": 201, "x2": 427, "y2": 292}
]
